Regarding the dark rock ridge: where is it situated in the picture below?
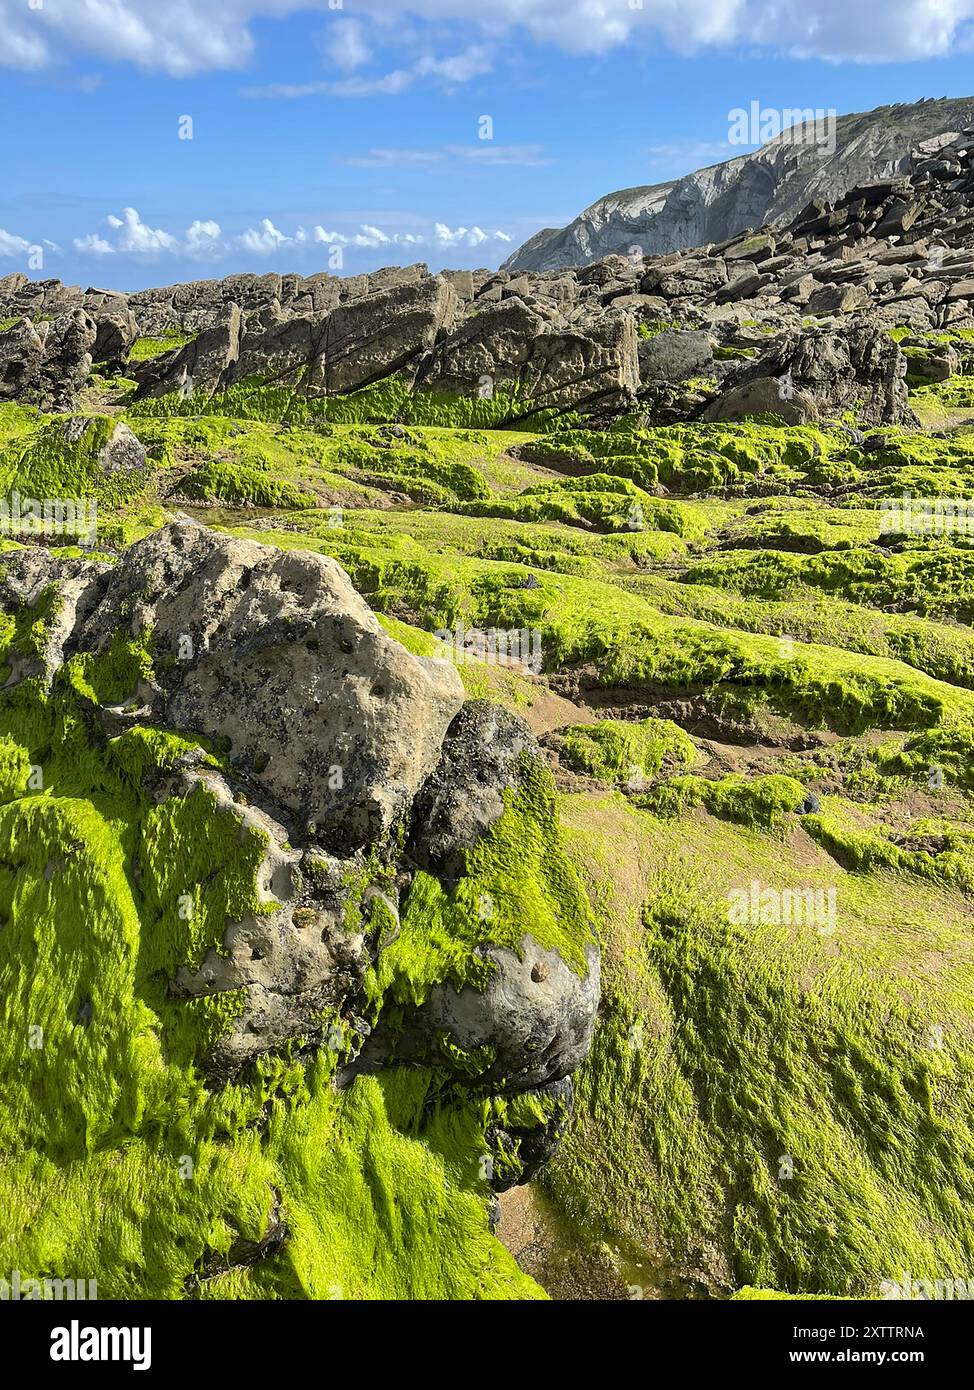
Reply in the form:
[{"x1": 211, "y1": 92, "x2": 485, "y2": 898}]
[
  {"x1": 4, "y1": 120, "x2": 974, "y2": 429},
  {"x1": 503, "y1": 96, "x2": 974, "y2": 272}
]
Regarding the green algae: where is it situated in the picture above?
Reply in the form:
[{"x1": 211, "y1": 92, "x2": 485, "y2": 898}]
[
  {"x1": 560, "y1": 718, "x2": 699, "y2": 785},
  {"x1": 366, "y1": 752, "x2": 595, "y2": 1020},
  {"x1": 128, "y1": 372, "x2": 579, "y2": 432},
  {"x1": 547, "y1": 793, "x2": 974, "y2": 1298},
  {"x1": 641, "y1": 772, "x2": 807, "y2": 828},
  {"x1": 129, "y1": 329, "x2": 196, "y2": 363},
  {"x1": 0, "y1": 582, "x2": 561, "y2": 1299},
  {"x1": 12, "y1": 355, "x2": 974, "y2": 1301}
]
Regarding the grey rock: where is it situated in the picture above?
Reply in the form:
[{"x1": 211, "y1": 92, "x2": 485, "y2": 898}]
[
  {"x1": 166, "y1": 764, "x2": 372, "y2": 1078},
  {"x1": 60, "y1": 417, "x2": 148, "y2": 475},
  {"x1": 136, "y1": 305, "x2": 243, "y2": 399},
  {"x1": 0, "y1": 548, "x2": 110, "y2": 689},
  {"x1": 92, "y1": 306, "x2": 139, "y2": 368},
  {"x1": 487, "y1": 1076, "x2": 574, "y2": 1192},
  {"x1": 318, "y1": 275, "x2": 459, "y2": 394},
  {"x1": 806, "y1": 282, "x2": 870, "y2": 315},
  {"x1": 0, "y1": 309, "x2": 96, "y2": 411},
  {"x1": 391, "y1": 935, "x2": 601, "y2": 1093},
  {"x1": 74, "y1": 523, "x2": 465, "y2": 854},
  {"x1": 639, "y1": 328, "x2": 714, "y2": 384},
  {"x1": 703, "y1": 374, "x2": 819, "y2": 424},
  {"x1": 419, "y1": 296, "x2": 639, "y2": 421},
  {"x1": 409, "y1": 701, "x2": 538, "y2": 884},
  {"x1": 714, "y1": 321, "x2": 913, "y2": 426}
]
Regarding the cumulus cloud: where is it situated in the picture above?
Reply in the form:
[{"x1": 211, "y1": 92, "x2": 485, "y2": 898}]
[
  {"x1": 65, "y1": 208, "x2": 512, "y2": 261},
  {"x1": 73, "y1": 232, "x2": 115, "y2": 256},
  {"x1": 0, "y1": 228, "x2": 58, "y2": 262},
  {"x1": 433, "y1": 223, "x2": 513, "y2": 248},
  {"x1": 73, "y1": 209, "x2": 224, "y2": 258},
  {"x1": 185, "y1": 220, "x2": 225, "y2": 257},
  {"x1": 310, "y1": 222, "x2": 512, "y2": 250},
  {"x1": 0, "y1": 228, "x2": 33, "y2": 257},
  {"x1": 106, "y1": 208, "x2": 179, "y2": 255},
  {"x1": 237, "y1": 218, "x2": 292, "y2": 254},
  {"x1": 2, "y1": 0, "x2": 973, "y2": 72},
  {"x1": 413, "y1": 44, "x2": 493, "y2": 83}
]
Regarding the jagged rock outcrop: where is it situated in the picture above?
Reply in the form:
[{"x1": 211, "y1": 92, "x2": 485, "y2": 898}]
[
  {"x1": 0, "y1": 308, "x2": 96, "y2": 411},
  {"x1": 416, "y1": 297, "x2": 639, "y2": 418},
  {"x1": 504, "y1": 96, "x2": 974, "y2": 272},
  {"x1": 5, "y1": 107, "x2": 974, "y2": 428},
  {"x1": 705, "y1": 321, "x2": 914, "y2": 426}
]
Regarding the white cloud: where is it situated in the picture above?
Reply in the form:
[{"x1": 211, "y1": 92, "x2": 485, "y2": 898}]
[
  {"x1": 237, "y1": 218, "x2": 291, "y2": 254},
  {"x1": 56, "y1": 206, "x2": 525, "y2": 263},
  {"x1": 73, "y1": 232, "x2": 115, "y2": 255},
  {"x1": 311, "y1": 222, "x2": 513, "y2": 250},
  {"x1": 73, "y1": 209, "x2": 224, "y2": 259},
  {"x1": 243, "y1": 69, "x2": 414, "y2": 99},
  {"x1": 185, "y1": 219, "x2": 224, "y2": 257},
  {"x1": 337, "y1": 144, "x2": 551, "y2": 169},
  {"x1": 324, "y1": 17, "x2": 371, "y2": 71},
  {"x1": 241, "y1": 45, "x2": 494, "y2": 100},
  {"x1": 2, "y1": 0, "x2": 973, "y2": 73},
  {"x1": 434, "y1": 223, "x2": 507, "y2": 248},
  {"x1": 414, "y1": 44, "x2": 493, "y2": 83},
  {"x1": 0, "y1": 228, "x2": 32, "y2": 258},
  {"x1": 0, "y1": 0, "x2": 309, "y2": 75},
  {"x1": 647, "y1": 138, "x2": 739, "y2": 166},
  {"x1": 107, "y1": 207, "x2": 179, "y2": 255}
]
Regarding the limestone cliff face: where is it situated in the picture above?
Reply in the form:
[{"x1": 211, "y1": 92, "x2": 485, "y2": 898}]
[{"x1": 504, "y1": 96, "x2": 974, "y2": 272}]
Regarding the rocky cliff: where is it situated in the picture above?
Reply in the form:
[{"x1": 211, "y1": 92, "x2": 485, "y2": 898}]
[{"x1": 504, "y1": 96, "x2": 974, "y2": 272}]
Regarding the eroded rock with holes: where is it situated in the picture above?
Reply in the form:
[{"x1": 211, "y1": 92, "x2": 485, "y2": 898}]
[{"x1": 76, "y1": 521, "x2": 465, "y2": 854}]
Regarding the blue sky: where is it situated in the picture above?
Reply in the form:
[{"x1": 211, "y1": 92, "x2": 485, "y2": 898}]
[{"x1": 2, "y1": 0, "x2": 974, "y2": 290}]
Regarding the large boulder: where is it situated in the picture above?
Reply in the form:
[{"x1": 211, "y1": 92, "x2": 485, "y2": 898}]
[
  {"x1": 707, "y1": 320, "x2": 914, "y2": 426},
  {"x1": 316, "y1": 275, "x2": 459, "y2": 394},
  {"x1": 35, "y1": 309, "x2": 97, "y2": 410},
  {"x1": 409, "y1": 700, "x2": 538, "y2": 884},
  {"x1": 639, "y1": 328, "x2": 714, "y2": 385},
  {"x1": 0, "y1": 316, "x2": 45, "y2": 402},
  {"x1": 703, "y1": 374, "x2": 819, "y2": 424},
  {"x1": 75, "y1": 522, "x2": 465, "y2": 854},
  {"x1": 92, "y1": 305, "x2": 140, "y2": 369}
]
